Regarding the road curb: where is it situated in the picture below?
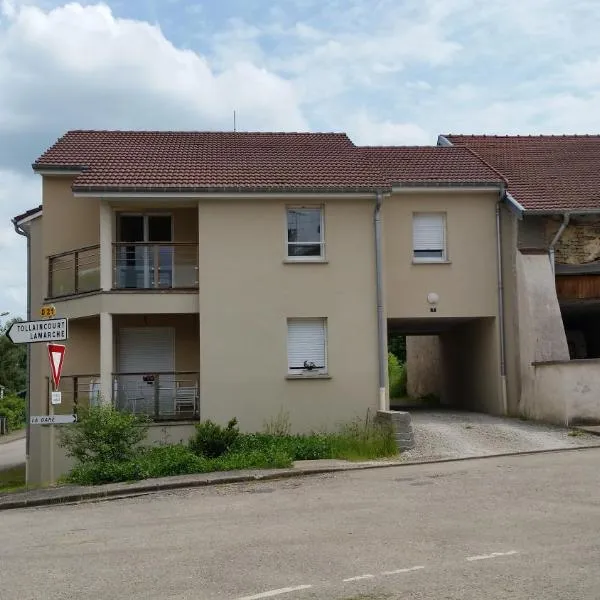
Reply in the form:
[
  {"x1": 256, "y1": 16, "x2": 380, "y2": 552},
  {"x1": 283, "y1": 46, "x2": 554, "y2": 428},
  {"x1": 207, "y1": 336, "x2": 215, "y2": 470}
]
[
  {"x1": 0, "y1": 430, "x2": 25, "y2": 446},
  {"x1": 2, "y1": 443, "x2": 600, "y2": 511}
]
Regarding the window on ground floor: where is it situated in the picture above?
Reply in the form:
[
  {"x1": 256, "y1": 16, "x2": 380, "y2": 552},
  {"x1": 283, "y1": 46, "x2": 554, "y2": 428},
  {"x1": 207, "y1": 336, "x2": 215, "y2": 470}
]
[{"x1": 287, "y1": 318, "x2": 327, "y2": 374}]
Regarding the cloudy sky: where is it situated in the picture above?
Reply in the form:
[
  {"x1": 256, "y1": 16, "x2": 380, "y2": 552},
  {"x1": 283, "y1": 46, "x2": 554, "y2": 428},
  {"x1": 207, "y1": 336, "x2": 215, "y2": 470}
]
[{"x1": 1, "y1": 0, "x2": 600, "y2": 318}]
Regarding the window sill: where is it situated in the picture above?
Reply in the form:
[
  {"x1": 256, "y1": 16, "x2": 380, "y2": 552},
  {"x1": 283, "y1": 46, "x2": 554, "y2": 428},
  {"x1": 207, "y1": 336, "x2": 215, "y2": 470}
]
[
  {"x1": 412, "y1": 259, "x2": 452, "y2": 265},
  {"x1": 283, "y1": 259, "x2": 329, "y2": 265},
  {"x1": 285, "y1": 373, "x2": 332, "y2": 380}
]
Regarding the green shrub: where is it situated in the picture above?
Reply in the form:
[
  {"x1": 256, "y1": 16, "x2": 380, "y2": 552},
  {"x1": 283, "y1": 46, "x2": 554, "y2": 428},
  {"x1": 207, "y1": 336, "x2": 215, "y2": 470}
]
[
  {"x1": 189, "y1": 418, "x2": 240, "y2": 458},
  {"x1": 58, "y1": 404, "x2": 149, "y2": 464},
  {"x1": 0, "y1": 395, "x2": 26, "y2": 431},
  {"x1": 64, "y1": 443, "x2": 293, "y2": 485},
  {"x1": 388, "y1": 352, "x2": 407, "y2": 399}
]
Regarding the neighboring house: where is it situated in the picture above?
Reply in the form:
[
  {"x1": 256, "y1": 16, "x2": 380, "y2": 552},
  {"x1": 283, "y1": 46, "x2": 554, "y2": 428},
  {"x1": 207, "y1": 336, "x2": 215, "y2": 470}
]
[
  {"x1": 435, "y1": 134, "x2": 600, "y2": 425},
  {"x1": 13, "y1": 130, "x2": 514, "y2": 484}
]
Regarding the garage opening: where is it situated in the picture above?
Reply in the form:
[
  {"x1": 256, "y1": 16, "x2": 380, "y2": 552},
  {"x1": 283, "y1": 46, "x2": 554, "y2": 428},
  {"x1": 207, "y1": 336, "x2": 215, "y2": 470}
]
[{"x1": 388, "y1": 317, "x2": 501, "y2": 414}]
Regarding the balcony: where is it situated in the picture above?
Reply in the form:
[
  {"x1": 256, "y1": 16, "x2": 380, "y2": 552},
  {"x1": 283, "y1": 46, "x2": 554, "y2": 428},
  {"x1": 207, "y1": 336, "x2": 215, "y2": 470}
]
[
  {"x1": 113, "y1": 371, "x2": 200, "y2": 420},
  {"x1": 113, "y1": 243, "x2": 198, "y2": 290},
  {"x1": 52, "y1": 372, "x2": 200, "y2": 421},
  {"x1": 48, "y1": 246, "x2": 101, "y2": 298},
  {"x1": 51, "y1": 374, "x2": 99, "y2": 416}
]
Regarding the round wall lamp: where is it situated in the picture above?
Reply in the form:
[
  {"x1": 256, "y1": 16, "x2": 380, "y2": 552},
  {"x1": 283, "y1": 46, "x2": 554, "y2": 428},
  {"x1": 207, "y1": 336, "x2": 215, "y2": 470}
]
[{"x1": 427, "y1": 292, "x2": 439, "y2": 313}]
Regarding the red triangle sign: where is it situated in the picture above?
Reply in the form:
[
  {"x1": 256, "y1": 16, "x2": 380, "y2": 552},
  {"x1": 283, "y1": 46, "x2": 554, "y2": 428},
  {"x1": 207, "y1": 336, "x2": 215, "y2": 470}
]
[{"x1": 47, "y1": 343, "x2": 66, "y2": 390}]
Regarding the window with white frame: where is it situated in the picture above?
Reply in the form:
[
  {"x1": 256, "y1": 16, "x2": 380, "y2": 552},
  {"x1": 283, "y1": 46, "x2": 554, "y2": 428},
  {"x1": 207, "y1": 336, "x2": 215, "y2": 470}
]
[
  {"x1": 286, "y1": 207, "x2": 324, "y2": 259},
  {"x1": 412, "y1": 212, "x2": 447, "y2": 262},
  {"x1": 287, "y1": 318, "x2": 327, "y2": 374}
]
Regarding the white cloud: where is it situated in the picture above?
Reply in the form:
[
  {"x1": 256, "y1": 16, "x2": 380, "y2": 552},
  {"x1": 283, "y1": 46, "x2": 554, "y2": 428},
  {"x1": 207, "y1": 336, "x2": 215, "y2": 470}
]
[
  {"x1": 0, "y1": 169, "x2": 40, "y2": 319},
  {"x1": 347, "y1": 113, "x2": 430, "y2": 146},
  {"x1": 0, "y1": 2, "x2": 307, "y2": 171}
]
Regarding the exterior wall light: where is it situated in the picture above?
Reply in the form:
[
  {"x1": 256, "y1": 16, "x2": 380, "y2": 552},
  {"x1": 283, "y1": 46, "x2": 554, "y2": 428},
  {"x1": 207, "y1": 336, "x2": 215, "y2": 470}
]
[{"x1": 427, "y1": 292, "x2": 439, "y2": 313}]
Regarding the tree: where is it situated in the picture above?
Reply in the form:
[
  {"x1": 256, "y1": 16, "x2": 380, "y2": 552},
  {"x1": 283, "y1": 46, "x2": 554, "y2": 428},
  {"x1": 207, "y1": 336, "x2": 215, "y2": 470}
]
[
  {"x1": 0, "y1": 318, "x2": 27, "y2": 394},
  {"x1": 388, "y1": 333, "x2": 406, "y2": 363}
]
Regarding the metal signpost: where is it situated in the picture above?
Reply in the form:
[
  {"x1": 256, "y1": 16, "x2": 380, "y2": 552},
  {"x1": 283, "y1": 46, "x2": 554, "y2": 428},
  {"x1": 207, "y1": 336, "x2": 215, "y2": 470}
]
[{"x1": 7, "y1": 307, "x2": 72, "y2": 485}]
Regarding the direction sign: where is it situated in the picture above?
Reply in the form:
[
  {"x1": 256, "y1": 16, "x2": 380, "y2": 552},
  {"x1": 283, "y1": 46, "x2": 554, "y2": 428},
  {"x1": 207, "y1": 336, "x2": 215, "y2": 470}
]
[
  {"x1": 6, "y1": 318, "x2": 68, "y2": 344},
  {"x1": 30, "y1": 414, "x2": 77, "y2": 425},
  {"x1": 48, "y1": 344, "x2": 66, "y2": 390}
]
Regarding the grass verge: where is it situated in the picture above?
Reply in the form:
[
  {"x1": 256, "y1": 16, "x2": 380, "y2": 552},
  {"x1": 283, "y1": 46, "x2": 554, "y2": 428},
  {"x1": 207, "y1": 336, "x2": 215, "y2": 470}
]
[
  {"x1": 63, "y1": 416, "x2": 398, "y2": 486},
  {"x1": 0, "y1": 465, "x2": 26, "y2": 493},
  {"x1": 64, "y1": 444, "x2": 293, "y2": 486}
]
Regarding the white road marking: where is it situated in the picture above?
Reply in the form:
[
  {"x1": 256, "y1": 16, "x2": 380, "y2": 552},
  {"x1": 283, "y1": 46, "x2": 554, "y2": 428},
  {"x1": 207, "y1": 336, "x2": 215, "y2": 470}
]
[
  {"x1": 343, "y1": 574, "x2": 375, "y2": 582},
  {"x1": 381, "y1": 565, "x2": 425, "y2": 576},
  {"x1": 236, "y1": 585, "x2": 313, "y2": 600},
  {"x1": 466, "y1": 550, "x2": 519, "y2": 562}
]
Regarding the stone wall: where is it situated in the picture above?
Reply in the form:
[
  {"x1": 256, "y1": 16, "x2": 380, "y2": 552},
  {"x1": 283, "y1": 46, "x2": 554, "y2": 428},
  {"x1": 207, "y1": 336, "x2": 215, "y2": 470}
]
[
  {"x1": 518, "y1": 215, "x2": 600, "y2": 265},
  {"x1": 547, "y1": 217, "x2": 600, "y2": 265},
  {"x1": 529, "y1": 359, "x2": 600, "y2": 425}
]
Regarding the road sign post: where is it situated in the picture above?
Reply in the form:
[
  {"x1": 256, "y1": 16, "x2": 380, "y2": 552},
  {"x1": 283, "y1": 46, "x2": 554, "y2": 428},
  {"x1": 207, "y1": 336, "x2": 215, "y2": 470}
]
[
  {"x1": 46, "y1": 343, "x2": 66, "y2": 484},
  {"x1": 7, "y1": 314, "x2": 70, "y2": 486}
]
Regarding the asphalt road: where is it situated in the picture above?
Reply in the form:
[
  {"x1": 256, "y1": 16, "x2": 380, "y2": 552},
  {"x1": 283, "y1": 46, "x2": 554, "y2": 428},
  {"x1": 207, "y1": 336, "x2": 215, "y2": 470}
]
[
  {"x1": 2, "y1": 448, "x2": 599, "y2": 600},
  {"x1": 0, "y1": 436, "x2": 25, "y2": 470}
]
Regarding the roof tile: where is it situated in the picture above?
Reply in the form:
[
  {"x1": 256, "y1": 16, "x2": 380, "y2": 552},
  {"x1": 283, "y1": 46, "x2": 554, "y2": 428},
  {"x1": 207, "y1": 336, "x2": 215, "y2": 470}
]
[
  {"x1": 445, "y1": 134, "x2": 600, "y2": 212},
  {"x1": 32, "y1": 130, "x2": 503, "y2": 193}
]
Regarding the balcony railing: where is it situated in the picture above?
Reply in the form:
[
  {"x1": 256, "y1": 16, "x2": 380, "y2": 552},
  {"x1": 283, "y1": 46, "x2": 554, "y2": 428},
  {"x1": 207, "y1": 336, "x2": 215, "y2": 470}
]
[
  {"x1": 113, "y1": 372, "x2": 200, "y2": 420},
  {"x1": 48, "y1": 246, "x2": 101, "y2": 298},
  {"x1": 113, "y1": 243, "x2": 198, "y2": 290},
  {"x1": 48, "y1": 374, "x2": 100, "y2": 416}
]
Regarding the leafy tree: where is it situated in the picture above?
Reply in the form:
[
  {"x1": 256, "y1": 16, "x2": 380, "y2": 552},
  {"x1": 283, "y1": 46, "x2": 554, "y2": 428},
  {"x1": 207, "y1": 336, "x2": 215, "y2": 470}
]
[
  {"x1": 0, "y1": 317, "x2": 27, "y2": 394},
  {"x1": 388, "y1": 333, "x2": 406, "y2": 363}
]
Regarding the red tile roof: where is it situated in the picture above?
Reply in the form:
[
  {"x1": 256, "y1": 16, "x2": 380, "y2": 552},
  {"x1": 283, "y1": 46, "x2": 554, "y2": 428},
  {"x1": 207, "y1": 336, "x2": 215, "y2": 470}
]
[
  {"x1": 32, "y1": 130, "x2": 504, "y2": 193},
  {"x1": 33, "y1": 130, "x2": 384, "y2": 192},
  {"x1": 444, "y1": 134, "x2": 600, "y2": 212},
  {"x1": 362, "y1": 146, "x2": 504, "y2": 185}
]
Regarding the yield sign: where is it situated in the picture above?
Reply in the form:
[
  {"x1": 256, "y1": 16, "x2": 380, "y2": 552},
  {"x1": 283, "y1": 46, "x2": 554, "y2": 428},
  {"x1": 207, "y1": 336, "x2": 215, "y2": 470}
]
[{"x1": 47, "y1": 343, "x2": 66, "y2": 390}]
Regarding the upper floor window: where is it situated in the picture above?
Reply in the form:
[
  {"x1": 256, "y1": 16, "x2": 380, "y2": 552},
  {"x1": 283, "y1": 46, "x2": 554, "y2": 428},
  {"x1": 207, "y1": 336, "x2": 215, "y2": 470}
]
[
  {"x1": 412, "y1": 212, "x2": 447, "y2": 262},
  {"x1": 287, "y1": 207, "x2": 324, "y2": 260}
]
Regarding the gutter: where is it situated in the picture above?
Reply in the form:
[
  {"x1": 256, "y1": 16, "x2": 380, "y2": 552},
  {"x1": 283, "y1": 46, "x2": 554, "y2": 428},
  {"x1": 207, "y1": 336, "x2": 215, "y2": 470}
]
[
  {"x1": 374, "y1": 190, "x2": 387, "y2": 411},
  {"x1": 12, "y1": 218, "x2": 32, "y2": 486},
  {"x1": 549, "y1": 214, "x2": 570, "y2": 275},
  {"x1": 495, "y1": 202, "x2": 508, "y2": 415}
]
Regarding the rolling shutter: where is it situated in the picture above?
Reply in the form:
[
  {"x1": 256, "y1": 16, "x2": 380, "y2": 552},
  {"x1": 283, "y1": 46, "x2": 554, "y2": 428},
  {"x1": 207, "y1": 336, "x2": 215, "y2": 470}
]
[
  {"x1": 117, "y1": 327, "x2": 175, "y2": 415},
  {"x1": 287, "y1": 318, "x2": 326, "y2": 371},
  {"x1": 413, "y1": 213, "x2": 445, "y2": 257},
  {"x1": 118, "y1": 327, "x2": 175, "y2": 373}
]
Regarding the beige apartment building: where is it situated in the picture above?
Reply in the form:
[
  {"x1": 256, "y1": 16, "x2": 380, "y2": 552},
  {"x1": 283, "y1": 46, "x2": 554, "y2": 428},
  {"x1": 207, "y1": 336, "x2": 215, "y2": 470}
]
[{"x1": 13, "y1": 130, "x2": 516, "y2": 484}]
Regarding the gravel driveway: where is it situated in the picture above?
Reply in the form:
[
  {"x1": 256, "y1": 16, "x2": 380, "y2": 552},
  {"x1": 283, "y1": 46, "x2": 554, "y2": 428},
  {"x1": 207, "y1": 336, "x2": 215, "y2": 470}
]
[{"x1": 400, "y1": 410, "x2": 600, "y2": 462}]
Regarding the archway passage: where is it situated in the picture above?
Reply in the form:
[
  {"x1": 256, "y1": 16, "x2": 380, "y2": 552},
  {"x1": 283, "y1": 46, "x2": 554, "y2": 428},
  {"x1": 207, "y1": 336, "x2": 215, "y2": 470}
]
[{"x1": 388, "y1": 317, "x2": 502, "y2": 415}]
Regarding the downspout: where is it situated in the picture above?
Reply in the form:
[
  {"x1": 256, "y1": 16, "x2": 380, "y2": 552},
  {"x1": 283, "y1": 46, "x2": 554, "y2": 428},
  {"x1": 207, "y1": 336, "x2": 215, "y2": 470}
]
[
  {"x1": 549, "y1": 213, "x2": 570, "y2": 275},
  {"x1": 495, "y1": 202, "x2": 508, "y2": 415},
  {"x1": 13, "y1": 219, "x2": 31, "y2": 487},
  {"x1": 374, "y1": 190, "x2": 387, "y2": 411}
]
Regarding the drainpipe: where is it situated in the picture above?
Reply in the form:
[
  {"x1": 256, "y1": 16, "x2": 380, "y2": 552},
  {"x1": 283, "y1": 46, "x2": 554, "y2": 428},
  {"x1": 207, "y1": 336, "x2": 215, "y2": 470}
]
[
  {"x1": 374, "y1": 191, "x2": 387, "y2": 412},
  {"x1": 549, "y1": 213, "x2": 570, "y2": 275},
  {"x1": 495, "y1": 202, "x2": 508, "y2": 415},
  {"x1": 12, "y1": 219, "x2": 31, "y2": 487}
]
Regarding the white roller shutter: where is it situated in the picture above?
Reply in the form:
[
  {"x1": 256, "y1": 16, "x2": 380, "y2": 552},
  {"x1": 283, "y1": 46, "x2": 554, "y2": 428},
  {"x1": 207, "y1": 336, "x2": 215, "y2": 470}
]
[
  {"x1": 117, "y1": 327, "x2": 175, "y2": 415},
  {"x1": 413, "y1": 213, "x2": 446, "y2": 258},
  {"x1": 287, "y1": 318, "x2": 327, "y2": 372}
]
